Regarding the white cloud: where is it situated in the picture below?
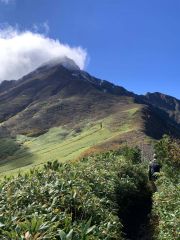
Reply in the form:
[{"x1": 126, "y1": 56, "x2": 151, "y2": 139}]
[{"x1": 0, "y1": 26, "x2": 87, "y2": 82}]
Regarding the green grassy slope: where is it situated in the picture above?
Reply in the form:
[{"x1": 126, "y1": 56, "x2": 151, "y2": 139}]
[{"x1": 0, "y1": 107, "x2": 140, "y2": 176}]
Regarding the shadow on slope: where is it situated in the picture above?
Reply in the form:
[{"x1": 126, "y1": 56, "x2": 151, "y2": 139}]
[{"x1": 0, "y1": 137, "x2": 34, "y2": 173}]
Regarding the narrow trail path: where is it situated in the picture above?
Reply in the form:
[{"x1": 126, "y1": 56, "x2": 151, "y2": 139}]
[{"x1": 121, "y1": 181, "x2": 157, "y2": 240}]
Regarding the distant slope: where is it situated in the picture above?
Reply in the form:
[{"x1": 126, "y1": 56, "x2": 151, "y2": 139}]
[
  {"x1": 140, "y1": 92, "x2": 180, "y2": 124},
  {"x1": 0, "y1": 109, "x2": 140, "y2": 174}
]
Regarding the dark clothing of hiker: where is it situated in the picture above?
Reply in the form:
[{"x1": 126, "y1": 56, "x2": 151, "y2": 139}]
[{"x1": 149, "y1": 160, "x2": 161, "y2": 181}]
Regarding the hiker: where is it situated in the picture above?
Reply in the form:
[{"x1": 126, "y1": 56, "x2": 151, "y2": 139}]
[{"x1": 148, "y1": 154, "x2": 161, "y2": 181}]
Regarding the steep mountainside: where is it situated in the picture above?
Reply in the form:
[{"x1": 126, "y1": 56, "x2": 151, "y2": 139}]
[
  {"x1": 0, "y1": 59, "x2": 133, "y2": 136},
  {"x1": 0, "y1": 58, "x2": 179, "y2": 173},
  {"x1": 140, "y1": 92, "x2": 180, "y2": 124}
]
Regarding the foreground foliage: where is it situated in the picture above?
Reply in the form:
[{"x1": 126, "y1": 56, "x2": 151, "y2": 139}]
[
  {"x1": 0, "y1": 148, "x2": 151, "y2": 239},
  {"x1": 153, "y1": 135, "x2": 180, "y2": 240},
  {"x1": 0, "y1": 152, "x2": 122, "y2": 239}
]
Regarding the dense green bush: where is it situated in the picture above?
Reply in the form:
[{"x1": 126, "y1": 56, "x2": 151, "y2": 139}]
[
  {"x1": 154, "y1": 135, "x2": 180, "y2": 180},
  {"x1": 0, "y1": 148, "x2": 151, "y2": 239},
  {"x1": 118, "y1": 146, "x2": 141, "y2": 164},
  {"x1": 153, "y1": 177, "x2": 180, "y2": 240},
  {"x1": 0, "y1": 152, "x2": 123, "y2": 239},
  {"x1": 44, "y1": 160, "x2": 62, "y2": 171},
  {"x1": 152, "y1": 135, "x2": 180, "y2": 240}
]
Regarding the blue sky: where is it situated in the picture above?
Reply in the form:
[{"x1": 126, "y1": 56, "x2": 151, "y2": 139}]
[{"x1": 0, "y1": 0, "x2": 179, "y2": 98}]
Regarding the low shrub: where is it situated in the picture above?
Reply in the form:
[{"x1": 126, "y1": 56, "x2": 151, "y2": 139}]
[
  {"x1": 117, "y1": 146, "x2": 141, "y2": 164},
  {"x1": 152, "y1": 135, "x2": 180, "y2": 240},
  {"x1": 0, "y1": 152, "x2": 123, "y2": 239},
  {"x1": 0, "y1": 148, "x2": 152, "y2": 239}
]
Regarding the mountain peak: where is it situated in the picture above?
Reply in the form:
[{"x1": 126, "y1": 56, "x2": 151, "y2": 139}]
[{"x1": 40, "y1": 57, "x2": 80, "y2": 71}]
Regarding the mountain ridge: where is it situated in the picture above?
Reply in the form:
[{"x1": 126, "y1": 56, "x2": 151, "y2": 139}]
[
  {"x1": 0, "y1": 58, "x2": 179, "y2": 173},
  {"x1": 0, "y1": 58, "x2": 179, "y2": 138}
]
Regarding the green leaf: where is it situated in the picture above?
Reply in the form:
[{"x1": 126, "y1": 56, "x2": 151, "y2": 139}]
[
  {"x1": 86, "y1": 225, "x2": 96, "y2": 235},
  {"x1": 58, "y1": 229, "x2": 66, "y2": 240},
  {"x1": 66, "y1": 229, "x2": 73, "y2": 240},
  {"x1": 0, "y1": 222, "x2": 5, "y2": 228}
]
